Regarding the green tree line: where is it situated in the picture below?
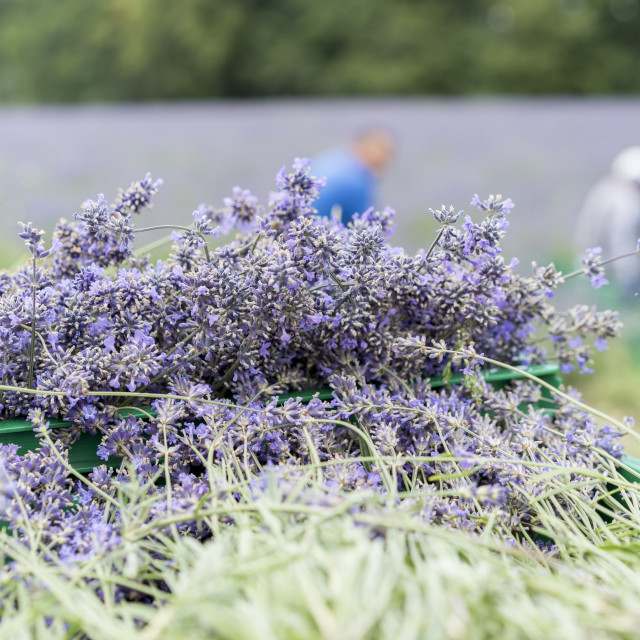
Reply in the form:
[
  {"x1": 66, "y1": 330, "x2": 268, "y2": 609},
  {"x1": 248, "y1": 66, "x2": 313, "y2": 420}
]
[{"x1": 0, "y1": 0, "x2": 638, "y2": 102}]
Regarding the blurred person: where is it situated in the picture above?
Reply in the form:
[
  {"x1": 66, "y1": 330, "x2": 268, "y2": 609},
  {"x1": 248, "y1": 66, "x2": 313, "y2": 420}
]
[
  {"x1": 311, "y1": 127, "x2": 396, "y2": 224},
  {"x1": 576, "y1": 146, "x2": 640, "y2": 297}
]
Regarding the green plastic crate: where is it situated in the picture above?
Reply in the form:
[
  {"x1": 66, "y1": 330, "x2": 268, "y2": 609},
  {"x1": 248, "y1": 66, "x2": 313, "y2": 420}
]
[
  {"x1": 0, "y1": 362, "x2": 633, "y2": 478},
  {"x1": 0, "y1": 406, "x2": 152, "y2": 473},
  {"x1": 1, "y1": 363, "x2": 639, "y2": 540},
  {"x1": 277, "y1": 361, "x2": 563, "y2": 404},
  {"x1": 619, "y1": 454, "x2": 640, "y2": 482}
]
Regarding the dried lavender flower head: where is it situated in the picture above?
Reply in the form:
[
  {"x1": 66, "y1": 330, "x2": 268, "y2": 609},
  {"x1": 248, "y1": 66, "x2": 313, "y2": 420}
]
[
  {"x1": 114, "y1": 172, "x2": 163, "y2": 215},
  {"x1": 470, "y1": 193, "x2": 514, "y2": 215},
  {"x1": 429, "y1": 205, "x2": 464, "y2": 226},
  {"x1": 582, "y1": 246, "x2": 609, "y2": 289},
  {"x1": 17, "y1": 221, "x2": 59, "y2": 259}
]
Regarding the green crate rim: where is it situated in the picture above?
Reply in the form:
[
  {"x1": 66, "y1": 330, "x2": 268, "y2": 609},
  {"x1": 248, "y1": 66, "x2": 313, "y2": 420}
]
[
  {"x1": 0, "y1": 405, "x2": 153, "y2": 436},
  {"x1": 7, "y1": 362, "x2": 636, "y2": 480},
  {"x1": 1, "y1": 359, "x2": 639, "y2": 535},
  {"x1": 275, "y1": 361, "x2": 563, "y2": 404},
  {"x1": 0, "y1": 362, "x2": 563, "y2": 436}
]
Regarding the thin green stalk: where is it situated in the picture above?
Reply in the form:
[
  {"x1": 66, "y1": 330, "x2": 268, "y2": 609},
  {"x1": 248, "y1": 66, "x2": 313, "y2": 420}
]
[
  {"x1": 38, "y1": 427, "x2": 121, "y2": 509},
  {"x1": 308, "y1": 280, "x2": 357, "y2": 293},
  {"x1": 161, "y1": 422, "x2": 181, "y2": 542},
  {"x1": 302, "y1": 425, "x2": 323, "y2": 484},
  {"x1": 164, "y1": 326, "x2": 203, "y2": 361},
  {"x1": 205, "y1": 387, "x2": 270, "y2": 491},
  {"x1": 426, "y1": 346, "x2": 637, "y2": 438},
  {"x1": 134, "y1": 233, "x2": 174, "y2": 256},
  {"x1": 378, "y1": 364, "x2": 416, "y2": 398},
  {"x1": 0, "y1": 382, "x2": 266, "y2": 414},
  {"x1": 309, "y1": 417, "x2": 395, "y2": 493},
  {"x1": 210, "y1": 354, "x2": 244, "y2": 392},
  {"x1": 563, "y1": 250, "x2": 639, "y2": 280},
  {"x1": 135, "y1": 224, "x2": 211, "y2": 262},
  {"x1": 0, "y1": 351, "x2": 6, "y2": 409},
  {"x1": 27, "y1": 256, "x2": 37, "y2": 388},
  {"x1": 18, "y1": 323, "x2": 58, "y2": 366},
  {"x1": 424, "y1": 227, "x2": 445, "y2": 261},
  {"x1": 232, "y1": 231, "x2": 264, "y2": 257}
]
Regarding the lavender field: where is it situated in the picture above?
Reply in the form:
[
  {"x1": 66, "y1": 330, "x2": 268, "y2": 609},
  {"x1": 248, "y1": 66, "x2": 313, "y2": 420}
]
[{"x1": 1, "y1": 98, "x2": 639, "y2": 268}]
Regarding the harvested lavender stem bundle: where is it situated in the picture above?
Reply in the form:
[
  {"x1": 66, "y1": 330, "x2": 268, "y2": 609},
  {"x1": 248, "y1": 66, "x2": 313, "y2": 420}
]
[{"x1": 0, "y1": 161, "x2": 635, "y2": 555}]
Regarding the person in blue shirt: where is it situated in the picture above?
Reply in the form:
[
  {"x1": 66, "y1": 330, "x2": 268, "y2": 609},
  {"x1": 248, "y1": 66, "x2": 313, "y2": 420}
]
[{"x1": 312, "y1": 127, "x2": 395, "y2": 225}]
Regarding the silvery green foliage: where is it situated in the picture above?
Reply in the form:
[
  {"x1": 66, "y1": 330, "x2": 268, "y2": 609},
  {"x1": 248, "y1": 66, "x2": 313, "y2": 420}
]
[
  {"x1": 3, "y1": 495, "x2": 640, "y2": 640},
  {"x1": 0, "y1": 161, "x2": 628, "y2": 567}
]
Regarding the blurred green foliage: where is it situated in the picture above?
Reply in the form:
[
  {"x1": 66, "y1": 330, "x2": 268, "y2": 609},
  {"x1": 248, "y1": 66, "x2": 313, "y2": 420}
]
[{"x1": 0, "y1": 0, "x2": 638, "y2": 102}]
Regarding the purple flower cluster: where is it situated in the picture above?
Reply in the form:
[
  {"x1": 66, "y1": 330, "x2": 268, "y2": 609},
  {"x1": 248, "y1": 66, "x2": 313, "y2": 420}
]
[
  {"x1": 0, "y1": 162, "x2": 631, "y2": 558},
  {"x1": 582, "y1": 246, "x2": 609, "y2": 289}
]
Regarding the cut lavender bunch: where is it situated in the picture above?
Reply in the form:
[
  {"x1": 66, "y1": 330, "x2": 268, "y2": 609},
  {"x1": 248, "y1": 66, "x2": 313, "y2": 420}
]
[{"x1": 0, "y1": 161, "x2": 637, "y2": 557}]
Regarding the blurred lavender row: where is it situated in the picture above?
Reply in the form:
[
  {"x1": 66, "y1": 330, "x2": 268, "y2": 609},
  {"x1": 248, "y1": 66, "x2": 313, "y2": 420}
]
[{"x1": 1, "y1": 98, "x2": 639, "y2": 266}]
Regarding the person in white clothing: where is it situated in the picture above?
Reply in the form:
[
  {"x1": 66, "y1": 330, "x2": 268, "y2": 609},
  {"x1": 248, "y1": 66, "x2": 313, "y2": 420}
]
[{"x1": 576, "y1": 146, "x2": 640, "y2": 297}]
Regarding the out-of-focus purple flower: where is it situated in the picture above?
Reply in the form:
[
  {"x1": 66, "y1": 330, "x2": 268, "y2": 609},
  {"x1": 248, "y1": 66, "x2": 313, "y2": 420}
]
[
  {"x1": 18, "y1": 222, "x2": 59, "y2": 259},
  {"x1": 73, "y1": 194, "x2": 111, "y2": 239},
  {"x1": 429, "y1": 205, "x2": 464, "y2": 225},
  {"x1": 582, "y1": 246, "x2": 609, "y2": 289},
  {"x1": 471, "y1": 193, "x2": 514, "y2": 214},
  {"x1": 113, "y1": 172, "x2": 163, "y2": 215},
  {"x1": 224, "y1": 187, "x2": 261, "y2": 230}
]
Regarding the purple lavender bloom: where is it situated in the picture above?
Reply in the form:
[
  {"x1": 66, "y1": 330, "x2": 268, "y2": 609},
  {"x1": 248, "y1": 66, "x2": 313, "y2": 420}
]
[
  {"x1": 18, "y1": 222, "x2": 60, "y2": 259},
  {"x1": 582, "y1": 246, "x2": 609, "y2": 289},
  {"x1": 113, "y1": 172, "x2": 163, "y2": 215},
  {"x1": 269, "y1": 158, "x2": 327, "y2": 228},
  {"x1": 73, "y1": 194, "x2": 111, "y2": 239},
  {"x1": 180, "y1": 211, "x2": 221, "y2": 249},
  {"x1": 0, "y1": 453, "x2": 16, "y2": 513},
  {"x1": 594, "y1": 336, "x2": 608, "y2": 351},
  {"x1": 351, "y1": 206, "x2": 396, "y2": 238},
  {"x1": 471, "y1": 193, "x2": 515, "y2": 214},
  {"x1": 108, "y1": 330, "x2": 165, "y2": 392},
  {"x1": 224, "y1": 187, "x2": 261, "y2": 230},
  {"x1": 429, "y1": 205, "x2": 464, "y2": 225},
  {"x1": 73, "y1": 264, "x2": 105, "y2": 293}
]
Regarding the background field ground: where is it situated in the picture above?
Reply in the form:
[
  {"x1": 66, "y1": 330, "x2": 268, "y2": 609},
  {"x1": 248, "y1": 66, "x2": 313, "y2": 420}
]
[{"x1": 1, "y1": 98, "x2": 640, "y2": 266}]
